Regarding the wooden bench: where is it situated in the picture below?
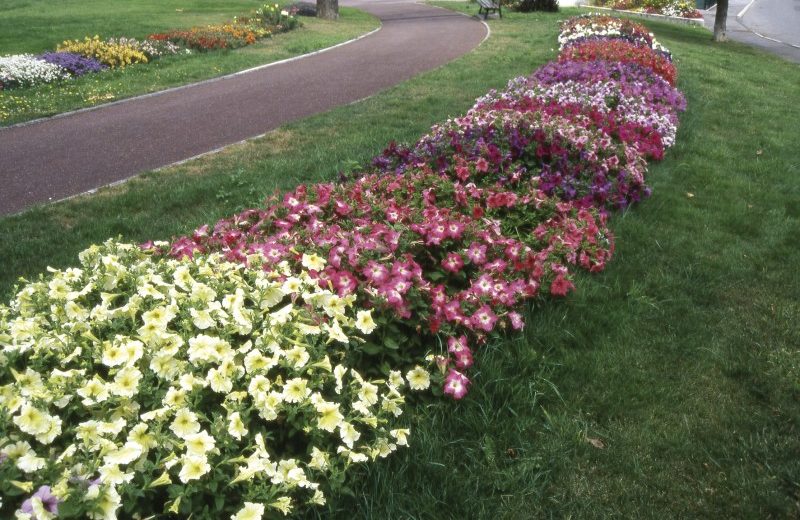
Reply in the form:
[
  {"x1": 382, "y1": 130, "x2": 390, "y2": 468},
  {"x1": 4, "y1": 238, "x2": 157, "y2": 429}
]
[{"x1": 477, "y1": 0, "x2": 502, "y2": 20}]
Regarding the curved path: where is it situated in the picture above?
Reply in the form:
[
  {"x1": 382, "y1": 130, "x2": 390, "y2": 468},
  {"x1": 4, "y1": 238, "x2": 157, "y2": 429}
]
[{"x1": 0, "y1": 0, "x2": 486, "y2": 216}]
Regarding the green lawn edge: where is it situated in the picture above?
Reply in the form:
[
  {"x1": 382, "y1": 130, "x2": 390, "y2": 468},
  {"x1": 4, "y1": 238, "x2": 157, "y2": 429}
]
[{"x1": 1, "y1": 4, "x2": 799, "y2": 518}]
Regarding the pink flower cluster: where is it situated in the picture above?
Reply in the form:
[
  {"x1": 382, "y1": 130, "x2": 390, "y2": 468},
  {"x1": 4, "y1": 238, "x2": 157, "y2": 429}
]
[{"x1": 162, "y1": 15, "x2": 683, "y2": 399}]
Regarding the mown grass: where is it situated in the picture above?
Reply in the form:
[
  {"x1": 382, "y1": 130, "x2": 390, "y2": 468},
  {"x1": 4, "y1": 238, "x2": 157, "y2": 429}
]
[
  {"x1": 1, "y1": 4, "x2": 799, "y2": 518},
  {"x1": 0, "y1": 1, "x2": 378, "y2": 125}
]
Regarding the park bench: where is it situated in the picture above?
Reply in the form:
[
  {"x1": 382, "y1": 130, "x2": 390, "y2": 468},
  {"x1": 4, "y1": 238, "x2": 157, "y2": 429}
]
[{"x1": 477, "y1": 0, "x2": 502, "y2": 20}]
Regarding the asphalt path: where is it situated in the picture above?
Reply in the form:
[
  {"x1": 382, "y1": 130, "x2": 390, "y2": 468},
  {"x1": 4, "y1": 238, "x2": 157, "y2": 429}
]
[
  {"x1": 0, "y1": 0, "x2": 487, "y2": 216},
  {"x1": 738, "y1": 0, "x2": 800, "y2": 47},
  {"x1": 703, "y1": 0, "x2": 800, "y2": 63}
]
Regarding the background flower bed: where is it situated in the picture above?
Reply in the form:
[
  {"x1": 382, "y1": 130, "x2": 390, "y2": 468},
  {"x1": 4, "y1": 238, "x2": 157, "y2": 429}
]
[
  {"x1": 0, "y1": 3, "x2": 299, "y2": 93},
  {"x1": 589, "y1": 0, "x2": 703, "y2": 18}
]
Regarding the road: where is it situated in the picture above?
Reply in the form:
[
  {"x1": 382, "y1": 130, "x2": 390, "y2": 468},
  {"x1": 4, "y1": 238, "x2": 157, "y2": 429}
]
[{"x1": 0, "y1": 0, "x2": 487, "y2": 216}]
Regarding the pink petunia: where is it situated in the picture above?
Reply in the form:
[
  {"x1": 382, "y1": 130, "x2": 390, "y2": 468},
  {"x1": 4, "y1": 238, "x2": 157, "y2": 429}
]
[
  {"x1": 470, "y1": 305, "x2": 498, "y2": 332},
  {"x1": 442, "y1": 252, "x2": 464, "y2": 274},
  {"x1": 466, "y1": 242, "x2": 487, "y2": 265},
  {"x1": 550, "y1": 273, "x2": 575, "y2": 297},
  {"x1": 444, "y1": 369, "x2": 470, "y2": 400},
  {"x1": 508, "y1": 311, "x2": 525, "y2": 330}
]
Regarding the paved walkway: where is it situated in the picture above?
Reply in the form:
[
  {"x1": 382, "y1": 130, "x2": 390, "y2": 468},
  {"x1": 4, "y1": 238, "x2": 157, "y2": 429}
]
[
  {"x1": 703, "y1": 0, "x2": 800, "y2": 64},
  {"x1": 0, "y1": 0, "x2": 487, "y2": 216}
]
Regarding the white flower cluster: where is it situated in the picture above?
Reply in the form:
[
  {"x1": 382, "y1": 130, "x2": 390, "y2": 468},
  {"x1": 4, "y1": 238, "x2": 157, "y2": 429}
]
[
  {"x1": 105, "y1": 37, "x2": 185, "y2": 58},
  {"x1": 0, "y1": 240, "x2": 423, "y2": 519},
  {"x1": 0, "y1": 54, "x2": 69, "y2": 89},
  {"x1": 558, "y1": 17, "x2": 670, "y2": 56}
]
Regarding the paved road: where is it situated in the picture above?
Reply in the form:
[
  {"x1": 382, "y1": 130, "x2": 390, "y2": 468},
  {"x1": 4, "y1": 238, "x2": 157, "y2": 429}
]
[
  {"x1": 739, "y1": 0, "x2": 800, "y2": 47},
  {"x1": 0, "y1": 0, "x2": 486, "y2": 216},
  {"x1": 703, "y1": 0, "x2": 800, "y2": 63}
]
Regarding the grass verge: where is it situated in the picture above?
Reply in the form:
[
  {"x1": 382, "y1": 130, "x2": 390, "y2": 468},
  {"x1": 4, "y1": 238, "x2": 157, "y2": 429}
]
[
  {"x1": 0, "y1": 2, "x2": 378, "y2": 125},
  {"x1": 1, "y1": 4, "x2": 799, "y2": 517}
]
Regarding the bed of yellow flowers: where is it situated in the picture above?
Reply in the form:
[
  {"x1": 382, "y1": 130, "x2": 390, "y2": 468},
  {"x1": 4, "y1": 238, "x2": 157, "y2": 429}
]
[{"x1": 0, "y1": 241, "x2": 424, "y2": 519}]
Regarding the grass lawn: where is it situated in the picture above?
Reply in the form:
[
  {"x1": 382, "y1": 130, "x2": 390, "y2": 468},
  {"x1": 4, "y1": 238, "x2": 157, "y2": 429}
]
[
  {"x1": 1, "y1": 4, "x2": 799, "y2": 518},
  {"x1": 0, "y1": 0, "x2": 378, "y2": 125}
]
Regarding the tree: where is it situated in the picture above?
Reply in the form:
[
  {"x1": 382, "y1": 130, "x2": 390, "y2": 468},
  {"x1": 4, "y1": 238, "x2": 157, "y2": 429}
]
[
  {"x1": 713, "y1": 0, "x2": 728, "y2": 42},
  {"x1": 317, "y1": 0, "x2": 339, "y2": 20}
]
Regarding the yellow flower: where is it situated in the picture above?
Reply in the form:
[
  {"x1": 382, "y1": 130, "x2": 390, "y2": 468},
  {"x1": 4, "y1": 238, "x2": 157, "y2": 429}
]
[
  {"x1": 282, "y1": 378, "x2": 310, "y2": 403},
  {"x1": 315, "y1": 401, "x2": 343, "y2": 432},
  {"x1": 13, "y1": 404, "x2": 48, "y2": 436},
  {"x1": 103, "y1": 441, "x2": 143, "y2": 466},
  {"x1": 269, "y1": 496, "x2": 292, "y2": 516},
  {"x1": 358, "y1": 382, "x2": 379, "y2": 406},
  {"x1": 77, "y1": 376, "x2": 110, "y2": 405},
  {"x1": 233, "y1": 502, "x2": 265, "y2": 520},
  {"x1": 339, "y1": 422, "x2": 361, "y2": 449},
  {"x1": 111, "y1": 366, "x2": 142, "y2": 397},
  {"x1": 190, "y1": 308, "x2": 215, "y2": 329},
  {"x1": 406, "y1": 366, "x2": 430, "y2": 391},
  {"x1": 170, "y1": 408, "x2": 200, "y2": 439},
  {"x1": 281, "y1": 277, "x2": 302, "y2": 294},
  {"x1": 228, "y1": 412, "x2": 248, "y2": 440},
  {"x1": 301, "y1": 253, "x2": 326, "y2": 272},
  {"x1": 308, "y1": 447, "x2": 329, "y2": 470},
  {"x1": 184, "y1": 430, "x2": 216, "y2": 456},
  {"x1": 390, "y1": 428, "x2": 410, "y2": 446},
  {"x1": 284, "y1": 346, "x2": 310, "y2": 369},
  {"x1": 178, "y1": 454, "x2": 211, "y2": 483},
  {"x1": 16, "y1": 453, "x2": 46, "y2": 473},
  {"x1": 354, "y1": 310, "x2": 377, "y2": 334}
]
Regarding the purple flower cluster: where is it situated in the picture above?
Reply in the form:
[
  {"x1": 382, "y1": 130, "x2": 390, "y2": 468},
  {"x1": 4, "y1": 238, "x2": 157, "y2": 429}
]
[{"x1": 37, "y1": 51, "x2": 106, "y2": 76}]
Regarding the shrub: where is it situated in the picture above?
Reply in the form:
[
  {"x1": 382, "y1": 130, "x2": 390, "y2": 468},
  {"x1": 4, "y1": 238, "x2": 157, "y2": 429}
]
[
  {"x1": 0, "y1": 241, "x2": 416, "y2": 518},
  {"x1": 511, "y1": 0, "x2": 559, "y2": 12}
]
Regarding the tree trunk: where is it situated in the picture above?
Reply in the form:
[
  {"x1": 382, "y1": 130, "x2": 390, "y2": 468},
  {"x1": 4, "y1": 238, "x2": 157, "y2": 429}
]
[
  {"x1": 317, "y1": 0, "x2": 339, "y2": 20},
  {"x1": 713, "y1": 0, "x2": 728, "y2": 41}
]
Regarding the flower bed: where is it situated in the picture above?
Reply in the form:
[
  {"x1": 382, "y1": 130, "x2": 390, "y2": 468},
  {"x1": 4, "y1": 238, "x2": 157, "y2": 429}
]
[
  {"x1": 590, "y1": 0, "x2": 703, "y2": 18},
  {"x1": 0, "y1": 55, "x2": 69, "y2": 90},
  {"x1": 0, "y1": 3, "x2": 298, "y2": 92},
  {"x1": 0, "y1": 14, "x2": 684, "y2": 520}
]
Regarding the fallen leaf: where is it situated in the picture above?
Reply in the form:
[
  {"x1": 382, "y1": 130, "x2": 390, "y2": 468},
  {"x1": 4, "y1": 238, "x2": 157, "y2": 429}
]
[{"x1": 586, "y1": 437, "x2": 605, "y2": 449}]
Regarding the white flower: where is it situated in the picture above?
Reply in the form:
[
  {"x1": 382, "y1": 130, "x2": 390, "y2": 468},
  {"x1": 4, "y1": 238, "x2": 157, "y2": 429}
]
[
  {"x1": 16, "y1": 452, "x2": 46, "y2": 472},
  {"x1": 103, "y1": 441, "x2": 143, "y2": 466},
  {"x1": 111, "y1": 366, "x2": 142, "y2": 397},
  {"x1": 315, "y1": 401, "x2": 344, "y2": 432},
  {"x1": 282, "y1": 378, "x2": 310, "y2": 403},
  {"x1": 339, "y1": 422, "x2": 361, "y2": 449},
  {"x1": 170, "y1": 408, "x2": 201, "y2": 439},
  {"x1": 232, "y1": 502, "x2": 265, "y2": 520},
  {"x1": 228, "y1": 412, "x2": 248, "y2": 440},
  {"x1": 184, "y1": 430, "x2": 216, "y2": 456},
  {"x1": 301, "y1": 253, "x2": 326, "y2": 272},
  {"x1": 354, "y1": 310, "x2": 377, "y2": 334},
  {"x1": 178, "y1": 454, "x2": 211, "y2": 483},
  {"x1": 406, "y1": 366, "x2": 430, "y2": 391}
]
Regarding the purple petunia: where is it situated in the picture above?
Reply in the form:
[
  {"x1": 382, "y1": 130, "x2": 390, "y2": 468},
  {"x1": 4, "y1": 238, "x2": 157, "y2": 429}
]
[
  {"x1": 38, "y1": 51, "x2": 107, "y2": 77},
  {"x1": 21, "y1": 485, "x2": 60, "y2": 518}
]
